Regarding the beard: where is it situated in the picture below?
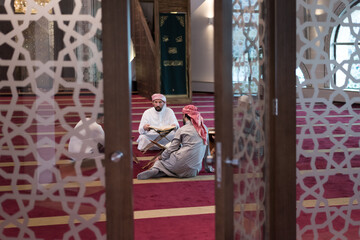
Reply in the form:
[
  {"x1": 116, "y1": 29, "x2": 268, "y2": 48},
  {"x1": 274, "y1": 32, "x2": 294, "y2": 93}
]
[
  {"x1": 155, "y1": 106, "x2": 162, "y2": 112},
  {"x1": 183, "y1": 117, "x2": 187, "y2": 126}
]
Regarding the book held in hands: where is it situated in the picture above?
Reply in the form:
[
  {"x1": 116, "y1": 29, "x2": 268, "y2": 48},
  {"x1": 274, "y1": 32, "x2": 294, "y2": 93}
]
[{"x1": 148, "y1": 125, "x2": 176, "y2": 132}]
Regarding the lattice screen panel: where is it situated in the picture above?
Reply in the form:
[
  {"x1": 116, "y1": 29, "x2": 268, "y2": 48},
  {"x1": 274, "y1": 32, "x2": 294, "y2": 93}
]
[
  {"x1": 232, "y1": 0, "x2": 266, "y2": 238},
  {"x1": 297, "y1": 0, "x2": 360, "y2": 239},
  {"x1": 0, "y1": 0, "x2": 105, "y2": 239}
]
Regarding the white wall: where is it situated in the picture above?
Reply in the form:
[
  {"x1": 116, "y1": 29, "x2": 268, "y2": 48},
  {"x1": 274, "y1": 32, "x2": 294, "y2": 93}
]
[{"x1": 190, "y1": 0, "x2": 214, "y2": 92}]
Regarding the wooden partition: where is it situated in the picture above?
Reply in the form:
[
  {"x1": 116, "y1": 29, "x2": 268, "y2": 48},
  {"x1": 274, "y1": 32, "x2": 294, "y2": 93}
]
[
  {"x1": 132, "y1": 0, "x2": 159, "y2": 99},
  {"x1": 103, "y1": 0, "x2": 134, "y2": 239},
  {"x1": 132, "y1": 0, "x2": 191, "y2": 104}
]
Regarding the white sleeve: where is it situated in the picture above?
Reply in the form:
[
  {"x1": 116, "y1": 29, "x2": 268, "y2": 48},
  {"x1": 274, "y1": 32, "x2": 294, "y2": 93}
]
[
  {"x1": 93, "y1": 124, "x2": 105, "y2": 146},
  {"x1": 138, "y1": 110, "x2": 149, "y2": 135}
]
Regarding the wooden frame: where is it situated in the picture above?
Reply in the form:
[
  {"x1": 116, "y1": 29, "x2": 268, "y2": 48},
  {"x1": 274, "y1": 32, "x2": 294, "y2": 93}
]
[
  {"x1": 101, "y1": 0, "x2": 296, "y2": 238},
  {"x1": 215, "y1": 0, "x2": 296, "y2": 239},
  {"x1": 133, "y1": 0, "x2": 192, "y2": 103},
  {"x1": 132, "y1": 0, "x2": 159, "y2": 98},
  {"x1": 102, "y1": 0, "x2": 134, "y2": 239},
  {"x1": 214, "y1": 0, "x2": 234, "y2": 239},
  {"x1": 265, "y1": 0, "x2": 296, "y2": 239},
  {"x1": 158, "y1": 12, "x2": 190, "y2": 101},
  {"x1": 158, "y1": 0, "x2": 192, "y2": 104}
]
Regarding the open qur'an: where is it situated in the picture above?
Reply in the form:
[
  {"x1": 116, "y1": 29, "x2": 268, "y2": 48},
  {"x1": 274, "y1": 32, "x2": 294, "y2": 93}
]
[{"x1": 149, "y1": 125, "x2": 176, "y2": 132}]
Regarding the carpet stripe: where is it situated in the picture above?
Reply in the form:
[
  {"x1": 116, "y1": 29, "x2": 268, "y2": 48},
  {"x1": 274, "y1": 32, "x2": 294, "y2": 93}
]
[
  {"x1": 0, "y1": 102, "x2": 215, "y2": 109},
  {"x1": 300, "y1": 197, "x2": 359, "y2": 208},
  {"x1": 5, "y1": 118, "x2": 360, "y2": 129},
  {"x1": 0, "y1": 167, "x2": 355, "y2": 191},
  {"x1": 0, "y1": 206, "x2": 215, "y2": 229},
  {"x1": 0, "y1": 98, "x2": 214, "y2": 104},
  {"x1": 0, "y1": 111, "x2": 214, "y2": 119},
  {"x1": 1, "y1": 108, "x2": 214, "y2": 118},
  {"x1": 0, "y1": 111, "x2": 214, "y2": 126},
  {"x1": 0, "y1": 118, "x2": 214, "y2": 128},
  {"x1": 0, "y1": 196, "x2": 357, "y2": 229},
  {"x1": 0, "y1": 160, "x2": 73, "y2": 167},
  {"x1": 133, "y1": 175, "x2": 214, "y2": 184},
  {"x1": 303, "y1": 147, "x2": 360, "y2": 153},
  {"x1": 298, "y1": 167, "x2": 360, "y2": 175},
  {"x1": 303, "y1": 134, "x2": 360, "y2": 138},
  {"x1": 296, "y1": 122, "x2": 360, "y2": 127},
  {"x1": 4, "y1": 141, "x2": 357, "y2": 154},
  {"x1": 0, "y1": 156, "x2": 156, "y2": 167},
  {"x1": 0, "y1": 175, "x2": 215, "y2": 192},
  {"x1": 134, "y1": 206, "x2": 215, "y2": 219},
  {"x1": 0, "y1": 94, "x2": 213, "y2": 99},
  {"x1": 0, "y1": 119, "x2": 215, "y2": 137}
]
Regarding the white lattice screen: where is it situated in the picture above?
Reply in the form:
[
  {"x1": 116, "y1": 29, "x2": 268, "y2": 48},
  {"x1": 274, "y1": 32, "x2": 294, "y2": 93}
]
[
  {"x1": 297, "y1": 0, "x2": 360, "y2": 239},
  {"x1": 0, "y1": 0, "x2": 105, "y2": 238},
  {"x1": 232, "y1": 0, "x2": 266, "y2": 238}
]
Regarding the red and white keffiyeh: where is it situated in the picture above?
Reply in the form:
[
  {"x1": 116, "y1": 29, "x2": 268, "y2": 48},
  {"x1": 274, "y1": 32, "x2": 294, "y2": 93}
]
[
  {"x1": 182, "y1": 105, "x2": 207, "y2": 145},
  {"x1": 151, "y1": 93, "x2": 166, "y2": 103}
]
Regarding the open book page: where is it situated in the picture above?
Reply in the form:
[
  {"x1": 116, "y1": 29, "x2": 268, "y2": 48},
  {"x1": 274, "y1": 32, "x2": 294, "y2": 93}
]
[{"x1": 148, "y1": 125, "x2": 176, "y2": 132}]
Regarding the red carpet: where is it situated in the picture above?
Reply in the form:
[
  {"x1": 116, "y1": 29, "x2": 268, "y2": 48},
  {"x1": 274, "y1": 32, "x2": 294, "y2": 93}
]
[
  {"x1": 296, "y1": 102, "x2": 360, "y2": 239},
  {"x1": 0, "y1": 93, "x2": 216, "y2": 239},
  {"x1": 131, "y1": 94, "x2": 215, "y2": 239},
  {"x1": 133, "y1": 181, "x2": 215, "y2": 211},
  {"x1": 2, "y1": 94, "x2": 360, "y2": 239},
  {"x1": 4, "y1": 215, "x2": 216, "y2": 240},
  {"x1": 134, "y1": 214, "x2": 215, "y2": 240}
]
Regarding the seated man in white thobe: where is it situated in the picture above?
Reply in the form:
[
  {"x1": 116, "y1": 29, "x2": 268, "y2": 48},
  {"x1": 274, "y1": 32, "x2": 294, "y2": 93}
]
[
  {"x1": 68, "y1": 113, "x2": 105, "y2": 161},
  {"x1": 137, "y1": 93, "x2": 179, "y2": 151},
  {"x1": 137, "y1": 105, "x2": 208, "y2": 179}
]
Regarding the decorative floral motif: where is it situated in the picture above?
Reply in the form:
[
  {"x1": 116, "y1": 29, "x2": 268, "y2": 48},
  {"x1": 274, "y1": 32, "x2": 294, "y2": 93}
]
[
  {"x1": 0, "y1": 0, "x2": 105, "y2": 239},
  {"x1": 232, "y1": 0, "x2": 265, "y2": 238},
  {"x1": 160, "y1": 16, "x2": 168, "y2": 27},
  {"x1": 297, "y1": 1, "x2": 360, "y2": 239},
  {"x1": 176, "y1": 16, "x2": 185, "y2": 27}
]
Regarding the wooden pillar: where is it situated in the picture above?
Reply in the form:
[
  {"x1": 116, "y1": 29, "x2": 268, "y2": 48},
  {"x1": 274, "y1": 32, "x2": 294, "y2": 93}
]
[
  {"x1": 214, "y1": 0, "x2": 234, "y2": 239},
  {"x1": 102, "y1": 0, "x2": 134, "y2": 239},
  {"x1": 266, "y1": 0, "x2": 296, "y2": 239}
]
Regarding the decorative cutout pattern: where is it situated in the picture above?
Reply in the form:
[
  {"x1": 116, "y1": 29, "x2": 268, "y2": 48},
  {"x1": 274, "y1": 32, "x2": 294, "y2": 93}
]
[
  {"x1": 0, "y1": 0, "x2": 105, "y2": 238},
  {"x1": 232, "y1": 0, "x2": 266, "y2": 238},
  {"x1": 297, "y1": 0, "x2": 360, "y2": 238}
]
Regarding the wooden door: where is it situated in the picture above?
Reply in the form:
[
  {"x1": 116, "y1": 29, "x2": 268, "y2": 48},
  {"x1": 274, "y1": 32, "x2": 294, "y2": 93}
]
[
  {"x1": 102, "y1": 0, "x2": 134, "y2": 239},
  {"x1": 101, "y1": 0, "x2": 296, "y2": 239},
  {"x1": 214, "y1": 0, "x2": 296, "y2": 239},
  {"x1": 159, "y1": 12, "x2": 188, "y2": 96},
  {"x1": 0, "y1": 0, "x2": 118, "y2": 238},
  {"x1": 214, "y1": 0, "x2": 234, "y2": 238}
]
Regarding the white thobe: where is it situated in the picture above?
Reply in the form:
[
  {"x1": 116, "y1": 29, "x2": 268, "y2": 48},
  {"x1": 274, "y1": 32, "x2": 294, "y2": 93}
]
[
  {"x1": 68, "y1": 118, "x2": 105, "y2": 160},
  {"x1": 137, "y1": 106, "x2": 179, "y2": 151}
]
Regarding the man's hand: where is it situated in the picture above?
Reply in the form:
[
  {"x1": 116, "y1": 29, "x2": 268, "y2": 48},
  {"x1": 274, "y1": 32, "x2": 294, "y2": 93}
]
[
  {"x1": 143, "y1": 124, "x2": 150, "y2": 131},
  {"x1": 154, "y1": 156, "x2": 161, "y2": 161}
]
